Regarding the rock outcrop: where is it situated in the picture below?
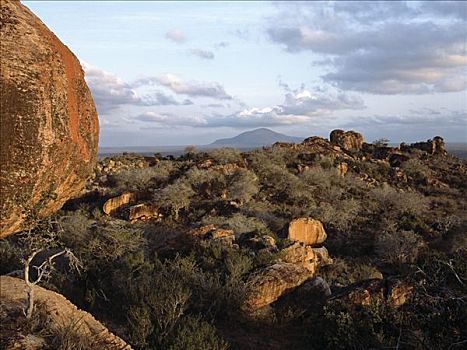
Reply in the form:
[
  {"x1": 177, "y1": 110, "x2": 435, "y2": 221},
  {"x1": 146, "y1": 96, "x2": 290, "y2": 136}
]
[
  {"x1": 311, "y1": 246, "x2": 333, "y2": 266},
  {"x1": 336, "y1": 162, "x2": 348, "y2": 176},
  {"x1": 408, "y1": 136, "x2": 447, "y2": 155},
  {"x1": 128, "y1": 203, "x2": 161, "y2": 222},
  {"x1": 0, "y1": 275, "x2": 132, "y2": 349},
  {"x1": 0, "y1": 0, "x2": 99, "y2": 238},
  {"x1": 280, "y1": 242, "x2": 317, "y2": 272},
  {"x1": 243, "y1": 219, "x2": 333, "y2": 313},
  {"x1": 288, "y1": 218, "x2": 327, "y2": 246},
  {"x1": 102, "y1": 192, "x2": 136, "y2": 215},
  {"x1": 330, "y1": 129, "x2": 364, "y2": 152},
  {"x1": 243, "y1": 263, "x2": 314, "y2": 311}
]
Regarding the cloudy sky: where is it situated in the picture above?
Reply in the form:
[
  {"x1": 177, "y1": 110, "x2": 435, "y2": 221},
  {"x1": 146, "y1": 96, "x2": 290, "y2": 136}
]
[{"x1": 25, "y1": 1, "x2": 466, "y2": 146}]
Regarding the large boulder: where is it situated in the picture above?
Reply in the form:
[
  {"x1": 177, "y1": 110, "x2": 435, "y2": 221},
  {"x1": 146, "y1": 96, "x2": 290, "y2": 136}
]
[
  {"x1": 330, "y1": 129, "x2": 364, "y2": 152},
  {"x1": 0, "y1": 276, "x2": 132, "y2": 349},
  {"x1": 102, "y1": 192, "x2": 136, "y2": 215},
  {"x1": 0, "y1": 0, "x2": 99, "y2": 238},
  {"x1": 243, "y1": 262, "x2": 314, "y2": 311},
  {"x1": 288, "y1": 218, "x2": 327, "y2": 246}
]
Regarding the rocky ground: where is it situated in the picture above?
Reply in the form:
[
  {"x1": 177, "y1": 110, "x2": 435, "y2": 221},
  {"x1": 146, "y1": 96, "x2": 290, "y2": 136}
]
[{"x1": 1, "y1": 129, "x2": 466, "y2": 349}]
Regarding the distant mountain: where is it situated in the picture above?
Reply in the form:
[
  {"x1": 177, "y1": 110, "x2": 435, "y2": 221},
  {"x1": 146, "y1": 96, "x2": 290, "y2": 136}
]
[{"x1": 210, "y1": 128, "x2": 304, "y2": 147}]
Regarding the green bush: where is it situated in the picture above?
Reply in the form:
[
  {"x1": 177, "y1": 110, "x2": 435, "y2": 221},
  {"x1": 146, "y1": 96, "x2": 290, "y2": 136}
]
[
  {"x1": 202, "y1": 213, "x2": 271, "y2": 236},
  {"x1": 153, "y1": 179, "x2": 195, "y2": 220},
  {"x1": 209, "y1": 148, "x2": 243, "y2": 165},
  {"x1": 168, "y1": 316, "x2": 228, "y2": 350},
  {"x1": 370, "y1": 186, "x2": 428, "y2": 218},
  {"x1": 375, "y1": 229, "x2": 425, "y2": 265},
  {"x1": 401, "y1": 159, "x2": 431, "y2": 184},
  {"x1": 304, "y1": 299, "x2": 398, "y2": 350},
  {"x1": 227, "y1": 168, "x2": 259, "y2": 205},
  {"x1": 108, "y1": 161, "x2": 176, "y2": 192},
  {"x1": 126, "y1": 261, "x2": 192, "y2": 347},
  {"x1": 185, "y1": 167, "x2": 225, "y2": 198}
]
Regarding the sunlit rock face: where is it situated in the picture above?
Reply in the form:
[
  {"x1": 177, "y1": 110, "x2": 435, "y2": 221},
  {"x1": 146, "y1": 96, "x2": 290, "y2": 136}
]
[
  {"x1": 0, "y1": 0, "x2": 99, "y2": 238},
  {"x1": 288, "y1": 218, "x2": 327, "y2": 246},
  {"x1": 330, "y1": 129, "x2": 364, "y2": 152}
]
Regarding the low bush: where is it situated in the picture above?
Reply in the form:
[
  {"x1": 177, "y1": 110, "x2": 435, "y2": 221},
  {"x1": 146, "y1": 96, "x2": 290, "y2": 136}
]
[{"x1": 168, "y1": 316, "x2": 228, "y2": 350}]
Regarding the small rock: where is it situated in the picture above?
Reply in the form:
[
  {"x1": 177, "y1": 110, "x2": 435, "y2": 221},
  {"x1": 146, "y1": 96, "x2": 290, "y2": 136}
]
[{"x1": 128, "y1": 203, "x2": 160, "y2": 222}]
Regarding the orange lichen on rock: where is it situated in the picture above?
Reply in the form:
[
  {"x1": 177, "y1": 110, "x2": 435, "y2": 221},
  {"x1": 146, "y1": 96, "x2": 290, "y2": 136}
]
[{"x1": 0, "y1": 0, "x2": 99, "y2": 237}]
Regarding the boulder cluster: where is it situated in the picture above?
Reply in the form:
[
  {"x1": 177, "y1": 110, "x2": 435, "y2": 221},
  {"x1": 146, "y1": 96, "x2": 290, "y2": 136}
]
[
  {"x1": 243, "y1": 218, "x2": 332, "y2": 313},
  {"x1": 102, "y1": 192, "x2": 162, "y2": 223},
  {"x1": 183, "y1": 218, "x2": 334, "y2": 315}
]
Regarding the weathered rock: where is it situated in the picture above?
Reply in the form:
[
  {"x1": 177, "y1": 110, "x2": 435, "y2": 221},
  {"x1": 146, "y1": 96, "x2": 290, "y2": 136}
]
[
  {"x1": 337, "y1": 162, "x2": 348, "y2": 176},
  {"x1": 102, "y1": 192, "x2": 136, "y2": 215},
  {"x1": 273, "y1": 276, "x2": 332, "y2": 313},
  {"x1": 8, "y1": 334, "x2": 47, "y2": 350},
  {"x1": 243, "y1": 263, "x2": 314, "y2": 311},
  {"x1": 300, "y1": 136, "x2": 349, "y2": 158},
  {"x1": 425, "y1": 176, "x2": 449, "y2": 189},
  {"x1": 369, "y1": 145, "x2": 400, "y2": 160},
  {"x1": 0, "y1": 276, "x2": 132, "y2": 349},
  {"x1": 330, "y1": 129, "x2": 364, "y2": 152},
  {"x1": 340, "y1": 279, "x2": 384, "y2": 306},
  {"x1": 0, "y1": 0, "x2": 99, "y2": 238},
  {"x1": 288, "y1": 218, "x2": 327, "y2": 246},
  {"x1": 208, "y1": 228, "x2": 235, "y2": 239},
  {"x1": 190, "y1": 224, "x2": 217, "y2": 237},
  {"x1": 387, "y1": 279, "x2": 413, "y2": 308},
  {"x1": 251, "y1": 235, "x2": 277, "y2": 250},
  {"x1": 272, "y1": 142, "x2": 298, "y2": 149},
  {"x1": 302, "y1": 277, "x2": 332, "y2": 298},
  {"x1": 280, "y1": 242, "x2": 317, "y2": 272},
  {"x1": 388, "y1": 153, "x2": 411, "y2": 167},
  {"x1": 128, "y1": 203, "x2": 161, "y2": 222},
  {"x1": 95, "y1": 154, "x2": 152, "y2": 177},
  {"x1": 189, "y1": 224, "x2": 235, "y2": 245},
  {"x1": 311, "y1": 246, "x2": 333, "y2": 266},
  {"x1": 410, "y1": 136, "x2": 447, "y2": 155},
  {"x1": 335, "y1": 278, "x2": 412, "y2": 308},
  {"x1": 212, "y1": 163, "x2": 243, "y2": 176}
]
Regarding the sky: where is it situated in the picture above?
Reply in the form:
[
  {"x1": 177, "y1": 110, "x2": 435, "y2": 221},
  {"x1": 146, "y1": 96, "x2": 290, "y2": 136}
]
[{"x1": 24, "y1": 1, "x2": 467, "y2": 146}]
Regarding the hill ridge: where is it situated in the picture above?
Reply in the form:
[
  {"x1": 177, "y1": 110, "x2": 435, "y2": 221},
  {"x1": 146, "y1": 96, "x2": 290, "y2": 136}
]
[{"x1": 210, "y1": 128, "x2": 304, "y2": 147}]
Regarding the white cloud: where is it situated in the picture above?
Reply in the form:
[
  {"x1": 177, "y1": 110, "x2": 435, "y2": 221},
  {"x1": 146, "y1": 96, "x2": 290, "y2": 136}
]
[
  {"x1": 267, "y1": 2, "x2": 467, "y2": 94},
  {"x1": 204, "y1": 84, "x2": 364, "y2": 128},
  {"x1": 83, "y1": 64, "x2": 195, "y2": 114},
  {"x1": 165, "y1": 29, "x2": 185, "y2": 43},
  {"x1": 134, "y1": 111, "x2": 207, "y2": 127},
  {"x1": 83, "y1": 63, "x2": 142, "y2": 114},
  {"x1": 348, "y1": 109, "x2": 467, "y2": 127},
  {"x1": 133, "y1": 74, "x2": 232, "y2": 100}
]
